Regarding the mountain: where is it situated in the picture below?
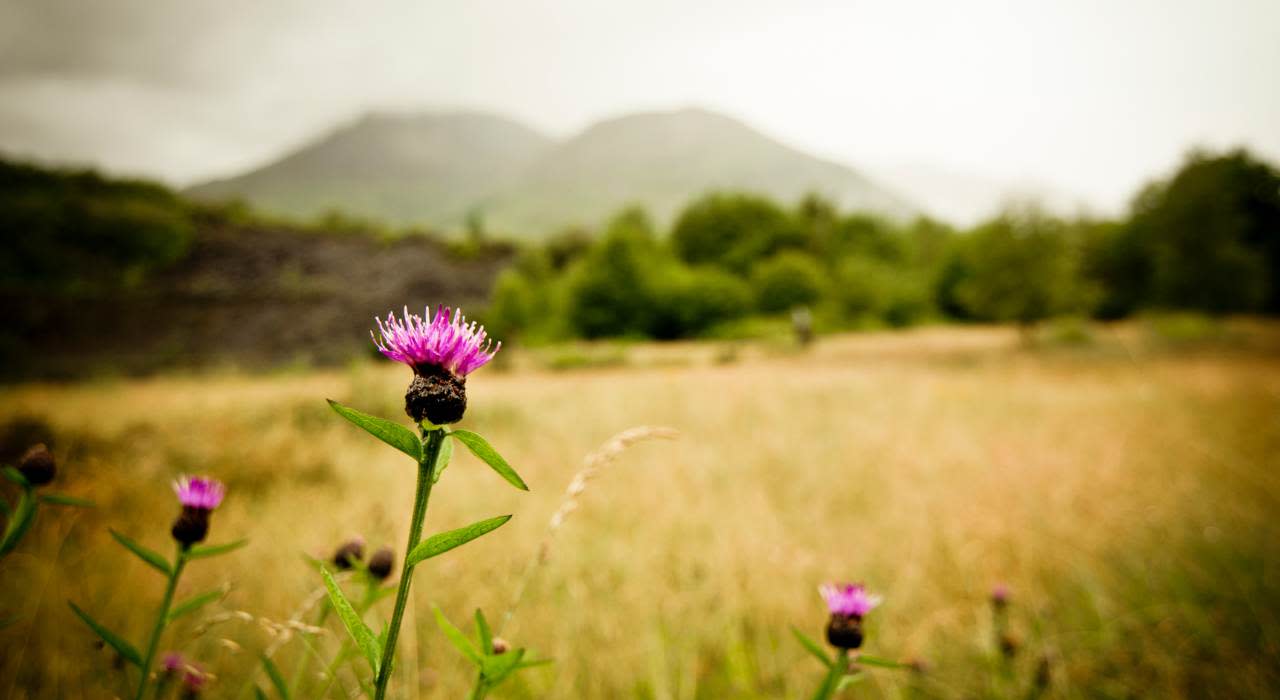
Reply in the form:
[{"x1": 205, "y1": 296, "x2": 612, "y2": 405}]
[
  {"x1": 187, "y1": 108, "x2": 915, "y2": 235},
  {"x1": 186, "y1": 111, "x2": 554, "y2": 227},
  {"x1": 483, "y1": 108, "x2": 914, "y2": 232}
]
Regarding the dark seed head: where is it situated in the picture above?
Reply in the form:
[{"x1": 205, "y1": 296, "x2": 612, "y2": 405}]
[
  {"x1": 171, "y1": 506, "x2": 211, "y2": 547},
  {"x1": 17, "y1": 443, "x2": 56, "y2": 486},
  {"x1": 825, "y1": 615, "x2": 864, "y2": 650},
  {"x1": 405, "y1": 365, "x2": 467, "y2": 425},
  {"x1": 367, "y1": 546, "x2": 395, "y2": 580},
  {"x1": 332, "y1": 537, "x2": 365, "y2": 570},
  {"x1": 999, "y1": 632, "x2": 1020, "y2": 659}
]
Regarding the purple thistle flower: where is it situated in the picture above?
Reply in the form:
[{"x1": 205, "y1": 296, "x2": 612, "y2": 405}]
[
  {"x1": 992, "y1": 582, "x2": 1011, "y2": 607},
  {"x1": 173, "y1": 477, "x2": 225, "y2": 511},
  {"x1": 161, "y1": 651, "x2": 185, "y2": 674},
  {"x1": 820, "y1": 582, "x2": 882, "y2": 619},
  {"x1": 171, "y1": 476, "x2": 225, "y2": 546},
  {"x1": 372, "y1": 306, "x2": 500, "y2": 377}
]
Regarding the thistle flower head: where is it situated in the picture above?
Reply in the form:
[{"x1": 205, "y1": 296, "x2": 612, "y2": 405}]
[
  {"x1": 173, "y1": 477, "x2": 225, "y2": 511},
  {"x1": 372, "y1": 306, "x2": 500, "y2": 377},
  {"x1": 820, "y1": 582, "x2": 881, "y2": 618},
  {"x1": 991, "y1": 582, "x2": 1011, "y2": 607},
  {"x1": 171, "y1": 476, "x2": 225, "y2": 547},
  {"x1": 331, "y1": 537, "x2": 366, "y2": 570},
  {"x1": 367, "y1": 546, "x2": 395, "y2": 580},
  {"x1": 17, "y1": 443, "x2": 56, "y2": 486},
  {"x1": 161, "y1": 651, "x2": 185, "y2": 674}
]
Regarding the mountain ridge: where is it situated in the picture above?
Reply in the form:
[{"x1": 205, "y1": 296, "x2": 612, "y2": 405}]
[{"x1": 186, "y1": 107, "x2": 916, "y2": 235}]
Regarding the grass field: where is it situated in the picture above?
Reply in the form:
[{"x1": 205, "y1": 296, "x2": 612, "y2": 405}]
[{"x1": 1, "y1": 320, "x2": 1278, "y2": 698}]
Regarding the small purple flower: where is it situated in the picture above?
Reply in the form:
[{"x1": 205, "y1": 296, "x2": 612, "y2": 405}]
[
  {"x1": 171, "y1": 476, "x2": 225, "y2": 547},
  {"x1": 820, "y1": 582, "x2": 882, "y2": 619},
  {"x1": 161, "y1": 651, "x2": 185, "y2": 674},
  {"x1": 991, "y1": 583, "x2": 1011, "y2": 607},
  {"x1": 173, "y1": 477, "x2": 225, "y2": 511},
  {"x1": 372, "y1": 306, "x2": 500, "y2": 377}
]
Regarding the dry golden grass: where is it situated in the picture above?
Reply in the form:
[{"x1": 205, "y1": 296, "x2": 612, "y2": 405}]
[{"x1": 1, "y1": 321, "x2": 1278, "y2": 698}]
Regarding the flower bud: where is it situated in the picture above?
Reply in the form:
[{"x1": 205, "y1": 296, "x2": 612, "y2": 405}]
[
  {"x1": 171, "y1": 507, "x2": 210, "y2": 547},
  {"x1": 367, "y1": 546, "x2": 395, "y2": 580},
  {"x1": 991, "y1": 583, "x2": 1010, "y2": 610},
  {"x1": 405, "y1": 366, "x2": 467, "y2": 425},
  {"x1": 331, "y1": 537, "x2": 366, "y2": 570},
  {"x1": 999, "y1": 632, "x2": 1019, "y2": 659},
  {"x1": 17, "y1": 443, "x2": 55, "y2": 486},
  {"x1": 825, "y1": 615, "x2": 864, "y2": 650},
  {"x1": 491, "y1": 637, "x2": 511, "y2": 655}
]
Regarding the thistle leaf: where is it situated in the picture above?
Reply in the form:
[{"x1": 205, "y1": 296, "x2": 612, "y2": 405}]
[
  {"x1": 481, "y1": 648, "x2": 525, "y2": 686},
  {"x1": 433, "y1": 606, "x2": 481, "y2": 664},
  {"x1": 169, "y1": 588, "x2": 227, "y2": 622},
  {"x1": 327, "y1": 400, "x2": 422, "y2": 461},
  {"x1": 68, "y1": 601, "x2": 142, "y2": 667},
  {"x1": 449, "y1": 430, "x2": 528, "y2": 491},
  {"x1": 792, "y1": 627, "x2": 833, "y2": 668},
  {"x1": 1, "y1": 466, "x2": 29, "y2": 487},
  {"x1": 0, "y1": 490, "x2": 37, "y2": 557},
  {"x1": 320, "y1": 567, "x2": 380, "y2": 674},
  {"x1": 406, "y1": 515, "x2": 512, "y2": 567},
  {"x1": 856, "y1": 654, "x2": 908, "y2": 669},
  {"x1": 186, "y1": 539, "x2": 249, "y2": 560},
  {"x1": 110, "y1": 530, "x2": 171, "y2": 575},
  {"x1": 38, "y1": 493, "x2": 94, "y2": 507},
  {"x1": 260, "y1": 654, "x2": 290, "y2": 699},
  {"x1": 431, "y1": 432, "x2": 454, "y2": 484},
  {"x1": 474, "y1": 608, "x2": 493, "y2": 650},
  {"x1": 836, "y1": 673, "x2": 865, "y2": 691}
]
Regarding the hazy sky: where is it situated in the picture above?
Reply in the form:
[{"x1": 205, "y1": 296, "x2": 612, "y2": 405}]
[{"x1": 2, "y1": 0, "x2": 1277, "y2": 215}]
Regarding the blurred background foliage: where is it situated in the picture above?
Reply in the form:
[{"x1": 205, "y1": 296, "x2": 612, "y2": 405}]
[{"x1": 2, "y1": 146, "x2": 1278, "y2": 375}]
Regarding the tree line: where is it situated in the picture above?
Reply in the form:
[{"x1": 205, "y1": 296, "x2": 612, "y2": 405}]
[{"x1": 485, "y1": 148, "x2": 1280, "y2": 341}]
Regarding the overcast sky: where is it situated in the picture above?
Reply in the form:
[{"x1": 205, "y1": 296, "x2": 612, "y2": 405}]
[{"x1": 1, "y1": 0, "x2": 1277, "y2": 215}]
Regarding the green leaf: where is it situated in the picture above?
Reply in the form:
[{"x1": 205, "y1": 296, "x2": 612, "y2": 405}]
[
  {"x1": 0, "y1": 495, "x2": 10, "y2": 516},
  {"x1": 68, "y1": 601, "x2": 142, "y2": 667},
  {"x1": 433, "y1": 606, "x2": 481, "y2": 664},
  {"x1": 110, "y1": 530, "x2": 171, "y2": 575},
  {"x1": 327, "y1": 400, "x2": 422, "y2": 461},
  {"x1": 253, "y1": 686, "x2": 268, "y2": 700},
  {"x1": 39, "y1": 493, "x2": 94, "y2": 507},
  {"x1": 481, "y1": 648, "x2": 525, "y2": 686},
  {"x1": 1, "y1": 466, "x2": 29, "y2": 487},
  {"x1": 474, "y1": 608, "x2": 493, "y2": 650},
  {"x1": 186, "y1": 539, "x2": 249, "y2": 560},
  {"x1": 836, "y1": 673, "x2": 865, "y2": 691},
  {"x1": 320, "y1": 567, "x2": 380, "y2": 674},
  {"x1": 406, "y1": 515, "x2": 512, "y2": 567},
  {"x1": 0, "y1": 490, "x2": 37, "y2": 557},
  {"x1": 431, "y1": 432, "x2": 454, "y2": 484},
  {"x1": 450, "y1": 430, "x2": 528, "y2": 491},
  {"x1": 515, "y1": 658, "x2": 553, "y2": 670},
  {"x1": 792, "y1": 627, "x2": 833, "y2": 668},
  {"x1": 856, "y1": 654, "x2": 907, "y2": 669},
  {"x1": 260, "y1": 654, "x2": 290, "y2": 699},
  {"x1": 169, "y1": 588, "x2": 226, "y2": 622}
]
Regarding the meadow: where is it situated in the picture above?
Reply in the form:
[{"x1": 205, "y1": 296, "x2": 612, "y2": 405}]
[{"x1": 1, "y1": 320, "x2": 1278, "y2": 698}]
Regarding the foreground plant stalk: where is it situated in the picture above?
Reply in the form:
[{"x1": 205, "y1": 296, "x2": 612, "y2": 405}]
[
  {"x1": 135, "y1": 546, "x2": 187, "y2": 700},
  {"x1": 373, "y1": 427, "x2": 446, "y2": 700}
]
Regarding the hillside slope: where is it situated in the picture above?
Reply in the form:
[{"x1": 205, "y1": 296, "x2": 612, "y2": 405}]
[{"x1": 186, "y1": 112, "x2": 553, "y2": 227}]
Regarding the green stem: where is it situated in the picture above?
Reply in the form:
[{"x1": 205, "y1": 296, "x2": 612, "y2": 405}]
[
  {"x1": 811, "y1": 649, "x2": 849, "y2": 700},
  {"x1": 467, "y1": 673, "x2": 488, "y2": 700},
  {"x1": 135, "y1": 544, "x2": 187, "y2": 700},
  {"x1": 373, "y1": 427, "x2": 445, "y2": 700}
]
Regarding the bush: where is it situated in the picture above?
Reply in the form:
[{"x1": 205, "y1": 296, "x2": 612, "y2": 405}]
[
  {"x1": 648, "y1": 266, "x2": 753, "y2": 339},
  {"x1": 671, "y1": 193, "x2": 803, "y2": 273},
  {"x1": 751, "y1": 251, "x2": 829, "y2": 313}
]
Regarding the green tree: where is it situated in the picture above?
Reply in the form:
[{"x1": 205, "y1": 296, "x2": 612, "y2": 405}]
[
  {"x1": 670, "y1": 193, "x2": 803, "y2": 273},
  {"x1": 1124, "y1": 149, "x2": 1280, "y2": 313},
  {"x1": 955, "y1": 206, "x2": 1088, "y2": 332},
  {"x1": 751, "y1": 251, "x2": 829, "y2": 313},
  {"x1": 565, "y1": 208, "x2": 662, "y2": 338}
]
